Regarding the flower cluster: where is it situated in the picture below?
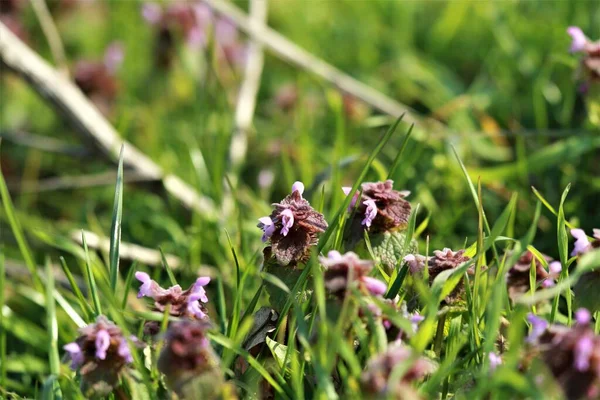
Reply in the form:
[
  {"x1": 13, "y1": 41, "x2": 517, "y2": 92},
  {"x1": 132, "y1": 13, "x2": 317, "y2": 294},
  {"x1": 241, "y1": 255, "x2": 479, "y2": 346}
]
[
  {"x1": 361, "y1": 343, "x2": 435, "y2": 397},
  {"x1": 343, "y1": 180, "x2": 411, "y2": 235},
  {"x1": 258, "y1": 181, "x2": 328, "y2": 266},
  {"x1": 157, "y1": 321, "x2": 224, "y2": 397},
  {"x1": 404, "y1": 248, "x2": 474, "y2": 303},
  {"x1": 506, "y1": 250, "x2": 561, "y2": 300},
  {"x1": 141, "y1": 1, "x2": 246, "y2": 69},
  {"x1": 63, "y1": 315, "x2": 141, "y2": 396},
  {"x1": 73, "y1": 42, "x2": 124, "y2": 116},
  {"x1": 364, "y1": 299, "x2": 424, "y2": 342},
  {"x1": 319, "y1": 250, "x2": 387, "y2": 298},
  {"x1": 527, "y1": 309, "x2": 600, "y2": 399},
  {"x1": 135, "y1": 272, "x2": 211, "y2": 335},
  {"x1": 567, "y1": 27, "x2": 600, "y2": 88}
]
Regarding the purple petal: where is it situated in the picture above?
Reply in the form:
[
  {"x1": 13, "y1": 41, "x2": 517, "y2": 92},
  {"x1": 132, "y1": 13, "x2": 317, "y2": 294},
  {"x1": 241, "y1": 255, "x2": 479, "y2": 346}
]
[
  {"x1": 187, "y1": 300, "x2": 207, "y2": 320},
  {"x1": 191, "y1": 277, "x2": 210, "y2": 303},
  {"x1": 574, "y1": 335, "x2": 594, "y2": 371},
  {"x1": 118, "y1": 339, "x2": 133, "y2": 363},
  {"x1": 489, "y1": 352, "x2": 502, "y2": 371},
  {"x1": 594, "y1": 229, "x2": 600, "y2": 241},
  {"x1": 549, "y1": 261, "x2": 562, "y2": 276},
  {"x1": 103, "y1": 42, "x2": 124, "y2": 74},
  {"x1": 361, "y1": 199, "x2": 377, "y2": 228},
  {"x1": 526, "y1": 313, "x2": 548, "y2": 343},
  {"x1": 361, "y1": 276, "x2": 387, "y2": 296},
  {"x1": 291, "y1": 181, "x2": 305, "y2": 196},
  {"x1": 567, "y1": 26, "x2": 587, "y2": 53},
  {"x1": 63, "y1": 342, "x2": 84, "y2": 369},
  {"x1": 280, "y1": 209, "x2": 294, "y2": 236},
  {"x1": 342, "y1": 186, "x2": 359, "y2": 211},
  {"x1": 576, "y1": 308, "x2": 592, "y2": 326},
  {"x1": 571, "y1": 228, "x2": 591, "y2": 256},
  {"x1": 135, "y1": 271, "x2": 154, "y2": 298},
  {"x1": 258, "y1": 170, "x2": 274, "y2": 189},
  {"x1": 95, "y1": 329, "x2": 111, "y2": 360},
  {"x1": 141, "y1": 2, "x2": 162, "y2": 25},
  {"x1": 542, "y1": 279, "x2": 555, "y2": 288}
]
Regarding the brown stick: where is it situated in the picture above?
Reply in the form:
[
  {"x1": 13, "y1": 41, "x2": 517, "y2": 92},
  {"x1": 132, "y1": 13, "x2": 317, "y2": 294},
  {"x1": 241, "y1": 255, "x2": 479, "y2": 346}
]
[{"x1": 0, "y1": 23, "x2": 217, "y2": 219}]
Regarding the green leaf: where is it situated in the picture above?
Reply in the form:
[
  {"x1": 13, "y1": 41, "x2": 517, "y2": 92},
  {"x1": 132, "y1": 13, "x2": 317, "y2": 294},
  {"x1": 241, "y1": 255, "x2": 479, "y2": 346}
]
[{"x1": 109, "y1": 146, "x2": 124, "y2": 292}]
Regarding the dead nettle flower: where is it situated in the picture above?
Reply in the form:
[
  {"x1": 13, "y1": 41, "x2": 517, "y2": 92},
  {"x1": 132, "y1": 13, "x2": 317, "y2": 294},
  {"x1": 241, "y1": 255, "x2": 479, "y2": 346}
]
[
  {"x1": 489, "y1": 352, "x2": 502, "y2": 371},
  {"x1": 364, "y1": 299, "x2": 424, "y2": 343},
  {"x1": 320, "y1": 251, "x2": 387, "y2": 298},
  {"x1": 158, "y1": 320, "x2": 224, "y2": 398},
  {"x1": 567, "y1": 27, "x2": 600, "y2": 86},
  {"x1": 63, "y1": 315, "x2": 141, "y2": 396},
  {"x1": 405, "y1": 248, "x2": 475, "y2": 303},
  {"x1": 142, "y1": 1, "x2": 246, "y2": 69},
  {"x1": 342, "y1": 180, "x2": 411, "y2": 234},
  {"x1": 135, "y1": 272, "x2": 210, "y2": 335},
  {"x1": 571, "y1": 228, "x2": 600, "y2": 256},
  {"x1": 529, "y1": 308, "x2": 600, "y2": 399},
  {"x1": 361, "y1": 343, "x2": 435, "y2": 397},
  {"x1": 506, "y1": 251, "x2": 561, "y2": 300},
  {"x1": 258, "y1": 181, "x2": 328, "y2": 266},
  {"x1": 73, "y1": 42, "x2": 124, "y2": 115}
]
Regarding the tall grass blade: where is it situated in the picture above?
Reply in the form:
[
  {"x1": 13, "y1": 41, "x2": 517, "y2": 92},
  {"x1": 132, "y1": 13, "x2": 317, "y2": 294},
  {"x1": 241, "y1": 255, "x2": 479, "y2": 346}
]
[
  {"x1": 82, "y1": 231, "x2": 102, "y2": 316},
  {"x1": 109, "y1": 146, "x2": 124, "y2": 292},
  {"x1": 44, "y1": 257, "x2": 62, "y2": 399}
]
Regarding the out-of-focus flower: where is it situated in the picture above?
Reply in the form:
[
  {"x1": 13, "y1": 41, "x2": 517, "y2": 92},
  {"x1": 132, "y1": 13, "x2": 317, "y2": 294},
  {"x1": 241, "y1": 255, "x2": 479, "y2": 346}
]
[
  {"x1": 103, "y1": 42, "x2": 125, "y2": 74},
  {"x1": 135, "y1": 272, "x2": 211, "y2": 335},
  {"x1": 361, "y1": 343, "x2": 435, "y2": 397},
  {"x1": 319, "y1": 251, "x2": 387, "y2": 298},
  {"x1": 344, "y1": 180, "x2": 411, "y2": 235},
  {"x1": 576, "y1": 308, "x2": 592, "y2": 326},
  {"x1": 403, "y1": 254, "x2": 427, "y2": 274},
  {"x1": 257, "y1": 169, "x2": 275, "y2": 189},
  {"x1": 572, "y1": 228, "x2": 600, "y2": 256},
  {"x1": 506, "y1": 250, "x2": 555, "y2": 298},
  {"x1": 259, "y1": 182, "x2": 327, "y2": 266},
  {"x1": 568, "y1": 27, "x2": 588, "y2": 53},
  {"x1": 526, "y1": 313, "x2": 549, "y2": 343},
  {"x1": 342, "y1": 186, "x2": 360, "y2": 211},
  {"x1": 489, "y1": 352, "x2": 502, "y2": 371},
  {"x1": 63, "y1": 316, "x2": 141, "y2": 396},
  {"x1": 158, "y1": 321, "x2": 225, "y2": 398},
  {"x1": 528, "y1": 312, "x2": 600, "y2": 399},
  {"x1": 567, "y1": 27, "x2": 600, "y2": 89}
]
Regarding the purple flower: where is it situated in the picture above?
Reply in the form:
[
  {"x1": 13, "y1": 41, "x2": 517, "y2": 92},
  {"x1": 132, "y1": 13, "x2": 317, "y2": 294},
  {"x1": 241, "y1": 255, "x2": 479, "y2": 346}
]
[
  {"x1": 489, "y1": 352, "x2": 502, "y2": 371},
  {"x1": 258, "y1": 216, "x2": 276, "y2": 242},
  {"x1": 576, "y1": 308, "x2": 592, "y2": 326},
  {"x1": 280, "y1": 209, "x2": 294, "y2": 236},
  {"x1": 103, "y1": 42, "x2": 124, "y2": 74},
  {"x1": 186, "y1": 277, "x2": 211, "y2": 319},
  {"x1": 568, "y1": 26, "x2": 588, "y2": 53},
  {"x1": 291, "y1": 181, "x2": 305, "y2": 196},
  {"x1": 361, "y1": 276, "x2": 387, "y2": 296},
  {"x1": 95, "y1": 329, "x2": 111, "y2": 360},
  {"x1": 135, "y1": 271, "x2": 156, "y2": 298},
  {"x1": 404, "y1": 254, "x2": 427, "y2": 274},
  {"x1": 574, "y1": 335, "x2": 594, "y2": 371},
  {"x1": 549, "y1": 261, "x2": 562, "y2": 276},
  {"x1": 526, "y1": 313, "x2": 548, "y2": 343},
  {"x1": 118, "y1": 337, "x2": 134, "y2": 363},
  {"x1": 342, "y1": 186, "x2": 359, "y2": 211},
  {"x1": 141, "y1": 2, "x2": 162, "y2": 25},
  {"x1": 63, "y1": 342, "x2": 84, "y2": 369},
  {"x1": 572, "y1": 228, "x2": 591, "y2": 256},
  {"x1": 362, "y1": 199, "x2": 377, "y2": 228},
  {"x1": 410, "y1": 313, "x2": 424, "y2": 333},
  {"x1": 257, "y1": 169, "x2": 274, "y2": 189}
]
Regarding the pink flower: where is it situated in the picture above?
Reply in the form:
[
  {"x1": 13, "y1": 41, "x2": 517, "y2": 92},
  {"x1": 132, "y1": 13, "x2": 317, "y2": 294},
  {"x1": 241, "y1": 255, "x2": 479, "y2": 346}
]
[
  {"x1": 574, "y1": 335, "x2": 594, "y2": 371},
  {"x1": 526, "y1": 313, "x2": 548, "y2": 343},
  {"x1": 280, "y1": 209, "x2": 294, "y2": 236},
  {"x1": 187, "y1": 277, "x2": 211, "y2": 320},
  {"x1": 258, "y1": 216, "x2": 276, "y2": 242},
  {"x1": 489, "y1": 352, "x2": 502, "y2": 371},
  {"x1": 362, "y1": 199, "x2": 377, "y2": 227},
  {"x1": 361, "y1": 276, "x2": 387, "y2": 296},
  {"x1": 576, "y1": 308, "x2": 592, "y2": 326},
  {"x1": 291, "y1": 181, "x2": 305, "y2": 196},
  {"x1": 95, "y1": 329, "x2": 111, "y2": 360},
  {"x1": 63, "y1": 342, "x2": 84, "y2": 368},
  {"x1": 571, "y1": 228, "x2": 591, "y2": 256},
  {"x1": 141, "y1": 2, "x2": 162, "y2": 25},
  {"x1": 135, "y1": 271, "x2": 159, "y2": 298},
  {"x1": 567, "y1": 26, "x2": 588, "y2": 53}
]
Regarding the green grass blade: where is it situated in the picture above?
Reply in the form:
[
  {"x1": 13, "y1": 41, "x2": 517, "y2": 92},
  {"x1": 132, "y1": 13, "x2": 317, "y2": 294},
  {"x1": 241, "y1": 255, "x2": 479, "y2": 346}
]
[
  {"x1": 44, "y1": 257, "x2": 62, "y2": 399},
  {"x1": 387, "y1": 123, "x2": 414, "y2": 179},
  {"x1": 109, "y1": 146, "x2": 125, "y2": 292},
  {"x1": 58, "y1": 256, "x2": 92, "y2": 321},
  {"x1": 0, "y1": 164, "x2": 42, "y2": 291},
  {"x1": 82, "y1": 231, "x2": 102, "y2": 316},
  {"x1": 121, "y1": 262, "x2": 137, "y2": 309},
  {"x1": 0, "y1": 248, "x2": 6, "y2": 389},
  {"x1": 159, "y1": 248, "x2": 177, "y2": 286}
]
